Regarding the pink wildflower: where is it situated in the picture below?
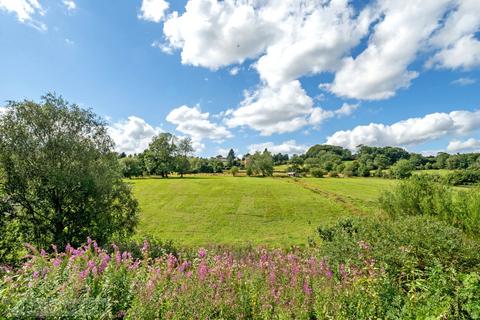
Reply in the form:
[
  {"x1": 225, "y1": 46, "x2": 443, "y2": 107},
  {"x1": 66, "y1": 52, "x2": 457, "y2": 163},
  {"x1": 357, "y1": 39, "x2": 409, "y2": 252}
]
[
  {"x1": 52, "y1": 258, "x2": 61, "y2": 268},
  {"x1": 303, "y1": 281, "x2": 312, "y2": 295},
  {"x1": 198, "y1": 248, "x2": 207, "y2": 259},
  {"x1": 198, "y1": 261, "x2": 208, "y2": 281},
  {"x1": 141, "y1": 240, "x2": 149, "y2": 254}
]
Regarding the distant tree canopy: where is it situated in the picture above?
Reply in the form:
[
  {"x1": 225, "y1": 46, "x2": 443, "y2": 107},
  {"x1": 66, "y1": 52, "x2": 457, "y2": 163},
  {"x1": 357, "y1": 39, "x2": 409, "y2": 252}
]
[
  {"x1": 0, "y1": 94, "x2": 139, "y2": 256},
  {"x1": 144, "y1": 133, "x2": 177, "y2": 178},
  {"x1": 246, "y1": 150, "x2": 274, "y2": 177},
  {"x1": 306, "y1": 144, "x2": 352, "y2": 160}
]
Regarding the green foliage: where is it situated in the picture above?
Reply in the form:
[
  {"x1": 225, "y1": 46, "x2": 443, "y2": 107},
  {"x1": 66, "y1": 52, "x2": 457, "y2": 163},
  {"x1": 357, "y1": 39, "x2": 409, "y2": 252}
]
[
  {"x1": 0, "y1": 94, "x2": 139, "y2": 256},
  {"x1": 226, "y1": 148, "x2": 235, "y2": 168},
  {"x1": 175, "y1": 137, "x2": 194, "y2": 177},
  {"x1": 444, "y1": 169, "x2": 480, "y2": 186},
  {"x1": 389, "y1": 159, "x2": 413, "y2": 179},
  {"x1": 245, "y1": 150, "x2": 273, "y2": 177},
  {"x1": 119, "y1": 156, "x2": 143, "y2": 178},
  {"x1": 144, "y1": 133, "x2": 177, "y2": 177},
  {"x1": 306, "y1": 144, "x2": 352, "y2": 160},
  {"x1": 230, "y1": 166, "x2": 239, "y2": 176},
  {"x1": 380, "y1": 175, "x2": 480, "y2": 236},
  {"x1": 316, "y1": 216, "x2": 480, "y2": 318},
  {"x1": 310, "y1": 167, "x2": 325, "y2": 178}
]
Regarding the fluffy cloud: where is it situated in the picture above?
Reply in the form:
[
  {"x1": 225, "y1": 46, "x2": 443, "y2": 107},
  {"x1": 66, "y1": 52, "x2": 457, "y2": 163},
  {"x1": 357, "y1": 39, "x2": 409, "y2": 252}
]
[
  {"x1": 229, "y1": 66, "x2": 240, "y2": 76},
  {"x1": 451, "y1": 77, "x2": 477, "y2": 86},
  {"x1": 328, "y1": 0, "x2": 452, "y2": 100},
  {"x1": 427, "y1": 0, "x2": 480, "y2": 70},
  {"x1": 225, "y1": 81, "x2": 313, "y2": 135},
  {"x1": 255, "y1": 0, "x2": 374, "y2": 88},
  {"x1": 163, "y1": 0, "x2": 278, "y2": 69},
  {"x1": 309, "y1": 103, "x2": 358, "y2": 127},
  {"x1": 159, "y1": 0, "x2": 480, "y2": 102},
  {"x1": 0, "y1": 0, "x2": 46, "y2": 30},
  {"x1": 447, "y1": 138, "x2": 480, "y2": 152},
  {"x1": 326, "y1": 109, "x2": 480, "y2": 150},
  {"x1": 108, "y1": 116, "x2": 162, "y2": 154},
  {"x1": 226, "y1": 80, "x2": 358, "y2": 135},
  {"x1": 248, "y1": 140, "x2": 308, "y2": 155},
  {"x1": 63, "y1": 0, "x2": 75, "y2": 11},
  {"x1": 139, "y1": 0, "x2": 169, "y2": 23},
  {"x1": 166, "y1": 105, "x2": 232, "y2": 148}
]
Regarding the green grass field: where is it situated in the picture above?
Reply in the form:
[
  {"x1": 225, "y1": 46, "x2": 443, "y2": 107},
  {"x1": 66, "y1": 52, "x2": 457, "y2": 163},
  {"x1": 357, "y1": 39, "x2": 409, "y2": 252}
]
[{"x1": 130, "y1": 176, "x2": 394, "y2": 247}]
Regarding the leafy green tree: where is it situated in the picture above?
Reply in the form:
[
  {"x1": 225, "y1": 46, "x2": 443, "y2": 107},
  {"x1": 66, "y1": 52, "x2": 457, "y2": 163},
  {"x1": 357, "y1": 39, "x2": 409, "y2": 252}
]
[
  {"x1": 119, "y1": 156, "x2": 143, "y2": 178},
  {"x1": 343, "y1": 161, "x2": 359, "y2": 177},
  {"x1": 373, "y1": 155, "x2": 389, "y2": 169},
  {"x1": 288, "y1": 154, "x2": 304, "y2": 173},
  {"x1": 246, "y1": 150, "x2": 274, "y2": 177},
  {"x1": 390, "y1": 159, "x2": 414, "y2": 179},
  {"x1": 435, "y1": 152, "x2": 450, "y2": 169},
  {"x1": 0, "y1": 94, "x2": 139, "y2": 252},
  {"x1": 145, "y1": 133, "x2": 176, "y2": 177},
  {"x1": 259, "y1": 149, "x2": 274, "y2": 176},
  {"x1": 310, "y1": 168, "x2": 325, "y2": 178},
  {"x1": 209, "y1": 158, "x2": 224, "y2": 173},
  {"x1": 230, "y1": 166, "x2": 239, "y2": 176},
  {"x1": 176, "y1": 137, "x2": 194, "y2": 177},
  {"x1": 226, "y1": 149, "x2": 236, "y2": 168}
]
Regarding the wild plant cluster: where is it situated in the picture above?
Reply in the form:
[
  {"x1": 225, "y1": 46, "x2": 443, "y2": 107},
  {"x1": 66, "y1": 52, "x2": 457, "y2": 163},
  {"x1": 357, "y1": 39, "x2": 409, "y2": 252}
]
[{"x1": 2, "y1": 215, "x2": 479, "y2": 319}]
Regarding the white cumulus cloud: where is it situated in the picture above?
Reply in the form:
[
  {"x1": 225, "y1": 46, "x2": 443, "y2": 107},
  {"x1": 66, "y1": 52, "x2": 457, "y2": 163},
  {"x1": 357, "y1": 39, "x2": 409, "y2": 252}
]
[
  {"x1": 451, "y1": 77, "x2": 477, "y2": 86},
  {"x1": 139, "y1": 0, "x2": 169, "y2": 23},
  {"x1": 327, "y1": 0, "x2": 452, "y2": 100},
  {"x1": 447, "y1": 138, "x2": 480, "y2": 153},
  {"x1": 63, "y1": 0, "x2": 75, "y2": 11},
  {"x1": 255, "y1": 0, "x2": 374, "y2": 88},
  {"x1": 225, "y1": 80, "x2": 313, "y2": 135},
  {"x1": 163, "y1": 0, "x2": 278, "y2": 69},
  {"x1": 108, "y1": 116, "x2": 163, "y2": 154},
  {"x1": 0, "y1": 0, "x2": 46, "y2": 30},
  {"x1": 226, "y1": 80, "x2": 358, "y2": 135},
  {"x1": 166, "y1": 105, "x2": 232, "y2": 150},
  {"x1": 427, "y1": 0, "x2": 480, "y2": 70},
  {"x1": 326, "y1": 109, "x2": 480, "y2": 150},
  {"x1": 248, "y1": 140, "x2": 308, "y2": 155}
]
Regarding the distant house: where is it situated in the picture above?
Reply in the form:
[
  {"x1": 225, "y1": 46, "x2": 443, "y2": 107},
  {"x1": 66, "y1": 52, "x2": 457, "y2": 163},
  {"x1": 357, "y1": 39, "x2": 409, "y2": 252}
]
[{"x1": 287, "y1": 172, "x2": 299, "y2": 177}]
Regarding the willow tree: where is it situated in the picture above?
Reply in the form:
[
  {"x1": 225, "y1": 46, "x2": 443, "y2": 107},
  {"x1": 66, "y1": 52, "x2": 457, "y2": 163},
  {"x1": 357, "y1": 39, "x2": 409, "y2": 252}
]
[{"x1": 0, "y1": 94, "x2": 138, "y2": 252}]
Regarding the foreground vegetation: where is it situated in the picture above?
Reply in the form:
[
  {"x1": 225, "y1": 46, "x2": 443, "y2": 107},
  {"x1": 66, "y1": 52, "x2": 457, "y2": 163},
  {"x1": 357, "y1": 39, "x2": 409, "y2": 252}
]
[{"x1": 1, "y1": 214, "x2": 479, "y2": 319}]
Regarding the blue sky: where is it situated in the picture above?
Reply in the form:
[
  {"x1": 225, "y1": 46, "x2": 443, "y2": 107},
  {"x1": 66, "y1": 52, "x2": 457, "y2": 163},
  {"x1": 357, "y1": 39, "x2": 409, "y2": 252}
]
[{"x1": 1, "y1": 0, "x2": 479, "y2": 156}]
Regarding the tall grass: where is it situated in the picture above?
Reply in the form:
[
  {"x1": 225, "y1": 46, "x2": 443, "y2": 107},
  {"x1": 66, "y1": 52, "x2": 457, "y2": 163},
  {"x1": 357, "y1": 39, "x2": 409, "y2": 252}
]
[{"x1": 379, "y1": 175, "x2": 480, "y2": 236}]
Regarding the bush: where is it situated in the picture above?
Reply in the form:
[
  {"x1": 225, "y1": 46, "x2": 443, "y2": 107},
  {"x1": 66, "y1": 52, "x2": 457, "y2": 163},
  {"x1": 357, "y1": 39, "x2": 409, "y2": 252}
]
[
  {"x1": 380, "y1": 175, "x2": 480, "y2": 236},
  {"x1": 389, "y1": 159, "x2": 413, "y2": 179},
  {"x1": 309, "y1": 167, "x2": 325, "y2": 178},
  {"x1": 230, "y1": 166, "x2": 239, "y2": 176},
  {"x1": 444, "y1": 169, "x2": 480, "y2": 186},
  {"x1": 316, "y1": 216, "x2": 480, "y2": 318}
]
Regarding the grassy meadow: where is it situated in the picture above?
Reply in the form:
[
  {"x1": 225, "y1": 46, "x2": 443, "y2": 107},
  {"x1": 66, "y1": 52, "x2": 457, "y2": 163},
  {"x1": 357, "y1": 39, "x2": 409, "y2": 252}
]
[{"x1": 130, "y1": 176, "x2": 393, "y2": 246}]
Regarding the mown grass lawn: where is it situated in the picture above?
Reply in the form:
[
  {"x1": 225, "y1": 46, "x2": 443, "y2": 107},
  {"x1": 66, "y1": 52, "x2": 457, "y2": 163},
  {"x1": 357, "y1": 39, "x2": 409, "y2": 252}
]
[
  {"x1": 304, "y1": 177, "x2": 397, "y2": 202},
  {"x1": 130, "y1": 176, "x2": 351, "y2": 247}
]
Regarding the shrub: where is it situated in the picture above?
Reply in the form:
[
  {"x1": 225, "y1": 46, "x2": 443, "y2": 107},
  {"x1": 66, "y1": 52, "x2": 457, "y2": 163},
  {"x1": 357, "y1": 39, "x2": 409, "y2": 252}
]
[
  {"x1": 444, "y1": 169, "x2": 480, "y2": 186},
  {"x1": 310, "y1": 168, "x2": 325, "y2": 178},
  {"x1": 328, "y1": 170, "x2": 339, "y2": 178},
  {"x1": 316, "y1": 216, "x2": 480, "y2": 318},
  {"x1": 379, "y1": 175, "x2": 480, "y2": 236},
  {"x1": 389, "y1": 159, "x2": 413, "y2": 179},
  {"x1": 230, "y1": 166, "x2": 239, "y2": 176}
]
